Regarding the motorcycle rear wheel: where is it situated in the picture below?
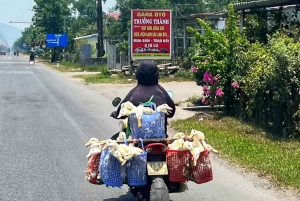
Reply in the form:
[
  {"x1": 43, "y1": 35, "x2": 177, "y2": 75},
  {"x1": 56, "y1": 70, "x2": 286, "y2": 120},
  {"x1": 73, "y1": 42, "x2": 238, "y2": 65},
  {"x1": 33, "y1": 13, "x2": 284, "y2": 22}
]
[{"x1": 150, "y1": 177, "x2": 170, "y2": 201}]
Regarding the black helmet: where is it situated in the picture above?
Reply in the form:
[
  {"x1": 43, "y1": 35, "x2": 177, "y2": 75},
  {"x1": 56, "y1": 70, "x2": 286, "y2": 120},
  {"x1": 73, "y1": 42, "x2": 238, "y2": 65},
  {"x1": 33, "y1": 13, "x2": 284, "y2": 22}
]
[{"x1": 136, "y1": 60, "x2": 159, "y2": 86}]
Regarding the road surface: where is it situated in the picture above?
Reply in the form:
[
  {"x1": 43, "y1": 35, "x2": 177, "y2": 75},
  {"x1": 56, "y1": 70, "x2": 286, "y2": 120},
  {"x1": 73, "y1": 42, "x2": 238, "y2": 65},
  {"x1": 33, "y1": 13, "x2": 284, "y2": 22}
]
[{"x1": 0, "y1": 54, "x2": 298, "y2": 201}]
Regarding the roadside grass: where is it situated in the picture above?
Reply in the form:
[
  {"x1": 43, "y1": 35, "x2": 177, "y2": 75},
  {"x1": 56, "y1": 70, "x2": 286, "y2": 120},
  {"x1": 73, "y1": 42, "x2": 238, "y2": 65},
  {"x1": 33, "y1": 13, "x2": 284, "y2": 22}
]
[
  {"x1": 175, "y1": 96, "x2": 203, "y2": 105},
  {"x1": 74, "y1": 73, "x2": 136, "y2": 84},
  {"x1": 73, "y1": 73, "x2": 194, "y2": 84},
  {"x1": 37, "y1": 59, "x2": 106, "y2": 73},
  {"x1": 37, "y1": 59, "x2": 195, "y2": 82},
  {"x1": 171, "y1": 114, "x2": 300, "y2": 191}
]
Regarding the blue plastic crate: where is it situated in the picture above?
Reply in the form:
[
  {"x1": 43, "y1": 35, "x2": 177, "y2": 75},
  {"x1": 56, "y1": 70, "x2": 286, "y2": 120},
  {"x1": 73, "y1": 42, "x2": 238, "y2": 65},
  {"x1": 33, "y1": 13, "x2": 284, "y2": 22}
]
[
  {"x1": 99, "y1": 149, "x2": 126, "y2": 187},
  {"x1": 126, "y1": 140, "x2": 147, "y2": 186},
  {"x1": 129, "y1": 103, "x2": 166, "y2": 139}
]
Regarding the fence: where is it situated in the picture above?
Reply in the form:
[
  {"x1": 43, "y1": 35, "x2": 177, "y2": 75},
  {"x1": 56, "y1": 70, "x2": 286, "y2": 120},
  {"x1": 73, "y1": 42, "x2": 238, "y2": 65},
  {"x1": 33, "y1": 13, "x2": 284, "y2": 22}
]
[{"x1": 61, "y1": 53, "x2": 107, "y2": 67}]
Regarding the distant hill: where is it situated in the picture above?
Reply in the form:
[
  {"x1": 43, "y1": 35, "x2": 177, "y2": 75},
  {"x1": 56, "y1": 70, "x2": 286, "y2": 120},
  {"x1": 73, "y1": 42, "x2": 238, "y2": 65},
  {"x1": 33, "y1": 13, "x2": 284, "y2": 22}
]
[{"x1": 0, "y1": 23, "x2": 22, "y2": 47}]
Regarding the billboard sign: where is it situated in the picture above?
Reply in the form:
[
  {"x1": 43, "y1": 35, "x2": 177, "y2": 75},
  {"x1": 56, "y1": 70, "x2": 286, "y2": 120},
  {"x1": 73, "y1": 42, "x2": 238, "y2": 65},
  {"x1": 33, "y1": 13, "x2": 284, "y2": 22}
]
[
  {"x1": 46, "y1": 34, "x2": 68, "y2": 47},
  {"x1": 131, "y1": 9, "x2": 172, "y2": 60}
]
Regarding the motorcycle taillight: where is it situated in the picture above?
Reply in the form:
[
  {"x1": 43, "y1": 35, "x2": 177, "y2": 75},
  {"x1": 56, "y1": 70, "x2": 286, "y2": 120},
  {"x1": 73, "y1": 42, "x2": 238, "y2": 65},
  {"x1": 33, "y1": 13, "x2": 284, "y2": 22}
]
[
  {"x1": 146, "y1": 148, "x2": 152, "y2": 153},
  {"x1": 161, "y1": 147, "x2": 167, "y2": 153}
]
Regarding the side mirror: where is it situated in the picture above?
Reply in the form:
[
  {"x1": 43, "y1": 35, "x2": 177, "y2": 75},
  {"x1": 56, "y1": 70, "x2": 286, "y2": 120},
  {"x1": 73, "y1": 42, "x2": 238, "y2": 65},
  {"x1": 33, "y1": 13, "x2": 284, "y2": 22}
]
[
  {"x1": 112, "y1": 97, "x2": 122, "y2": 107},
  {"x1": 167, "y1": 91, "x2": 174, "y2": 98}
]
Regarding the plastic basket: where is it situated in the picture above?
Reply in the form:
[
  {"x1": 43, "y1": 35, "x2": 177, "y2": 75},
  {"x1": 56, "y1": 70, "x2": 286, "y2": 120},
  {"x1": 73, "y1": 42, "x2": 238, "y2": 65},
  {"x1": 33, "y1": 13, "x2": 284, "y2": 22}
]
[
  {"x1": 126, "y1": 139, "x2": 148, "y2": 186},
  {"x1": 166, "y1": 149, "x2": 190, "y2": 182},
  {"x1": 129, "y1": 103, "x2": 165, "y2": 139},
  {"x1": 99, "y1": 148, "x2": 126, "y2": 187},
  {"x1": 190, "y1": 150, "x2": 213, "y2": 184},
  {"x1": 86, "y1": 154, "x2": 103, "y2": 185}
]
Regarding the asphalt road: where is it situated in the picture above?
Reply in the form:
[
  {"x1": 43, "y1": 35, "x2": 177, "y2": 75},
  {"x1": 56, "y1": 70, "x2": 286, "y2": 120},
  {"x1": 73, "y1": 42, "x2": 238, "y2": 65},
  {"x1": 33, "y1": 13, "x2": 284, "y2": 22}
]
[{"x1": 0, "y1": 54, "x2": 298, "y2": 201}]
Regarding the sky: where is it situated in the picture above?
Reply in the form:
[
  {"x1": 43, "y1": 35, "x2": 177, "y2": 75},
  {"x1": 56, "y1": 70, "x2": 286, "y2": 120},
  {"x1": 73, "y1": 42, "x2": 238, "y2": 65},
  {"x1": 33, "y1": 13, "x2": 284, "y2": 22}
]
[
  {"x1": 0, "y1": 0, "x2": 117, "y2": 31},
  {"x1": 0, "y1": 0, "x2": 35, "y2": 31}
]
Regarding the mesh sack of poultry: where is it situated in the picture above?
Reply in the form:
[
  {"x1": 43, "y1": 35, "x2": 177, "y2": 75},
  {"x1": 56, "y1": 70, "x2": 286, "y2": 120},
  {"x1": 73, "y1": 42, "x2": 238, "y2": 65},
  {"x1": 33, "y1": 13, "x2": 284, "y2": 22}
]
[
  {"x1": 129, "y1": 102, "x2": 165, "y2": 139},
  {"x1": 100, "y1": 148, "x2": 126, "y2": 187},
  {"x1": 126, "y1": 140, "x2": 148, "y2": 186},
  {"x1": 166, "y1": 149, "x2": 190, "y2": 182},
  {"x1": 86, "y1": 154, "x2": 104, "y2": 185},
  {"x1": 189, "y1": 150, "x2": 213, "y2": 184}
]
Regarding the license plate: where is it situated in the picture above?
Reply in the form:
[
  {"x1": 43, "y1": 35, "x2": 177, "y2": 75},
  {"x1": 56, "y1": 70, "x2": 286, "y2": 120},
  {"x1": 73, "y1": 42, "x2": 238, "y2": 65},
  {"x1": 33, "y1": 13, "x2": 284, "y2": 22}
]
[{"x1": 147, "y1": 162, "x2": 168, "y2": 175}]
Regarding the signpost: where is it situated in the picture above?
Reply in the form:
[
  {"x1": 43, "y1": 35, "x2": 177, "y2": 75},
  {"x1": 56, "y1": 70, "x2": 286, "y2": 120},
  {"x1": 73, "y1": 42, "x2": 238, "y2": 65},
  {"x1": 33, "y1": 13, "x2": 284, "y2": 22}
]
[
  {"x1": 131, "y1": 9, "x2": 172, "y2": 60},
  {"x1": 46, "y1": 34, "x2": 68, "y2": 47}
]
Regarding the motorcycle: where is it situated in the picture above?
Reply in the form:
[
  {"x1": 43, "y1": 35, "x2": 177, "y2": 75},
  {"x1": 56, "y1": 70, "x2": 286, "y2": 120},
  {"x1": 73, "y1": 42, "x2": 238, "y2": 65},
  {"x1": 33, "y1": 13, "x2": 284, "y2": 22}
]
[
  {"x1": 110, "y1": 91, "x2": 187, "y2": 201},
  {"x1": 29, "y1": 51, "x2": 35, "y2": 65}
]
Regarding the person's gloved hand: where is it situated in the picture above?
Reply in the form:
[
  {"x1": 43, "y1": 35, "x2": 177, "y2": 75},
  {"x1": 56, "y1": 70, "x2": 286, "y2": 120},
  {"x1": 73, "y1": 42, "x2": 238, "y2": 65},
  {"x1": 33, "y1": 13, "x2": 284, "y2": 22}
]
[{"x1": 110, "y1": 111, "x2": 118, "y2": 118}]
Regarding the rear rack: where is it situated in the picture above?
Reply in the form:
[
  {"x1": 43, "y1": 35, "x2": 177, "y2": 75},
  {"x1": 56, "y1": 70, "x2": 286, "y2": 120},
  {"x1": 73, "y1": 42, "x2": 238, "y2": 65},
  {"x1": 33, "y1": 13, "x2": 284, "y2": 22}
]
[{"x1": 116, "y1": 138, "x2": 172, "y2": 144}]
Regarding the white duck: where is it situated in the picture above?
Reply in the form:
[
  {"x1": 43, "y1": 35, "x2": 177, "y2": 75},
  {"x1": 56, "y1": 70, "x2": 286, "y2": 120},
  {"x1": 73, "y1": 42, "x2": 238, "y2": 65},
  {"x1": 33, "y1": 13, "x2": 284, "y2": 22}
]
[
  {"x1": 86, "y1": 147, "x2": 102, "y2": 158},
  {"x1": 102, "y1": 139, "x2": 127, "y2": 156},
  {"x1": 143, "y1": 107, "x2": 155, "y2": 114},
  {"x1": 173, "y1": 132, "x2": 186, "y2": 139},
  {"x1": 117, "y1": 132, "x2": 126, "y2": 141},
  {"x1": 117, "y1": 108, "x2": 131, "y2": 118},
  {"x1": 110, "y1": 149, "x2": 125, "y2": 163},
  {"x1": 91, "y1": 142, "x2": 104, "y2": 149},
  {"x1": 189, "y1": 129, "x2": 205, "y2": 141},
  {"x1": 168, "y1": 139, "x2": 184, "y2": 150},
  {"x1": 131, "y1": 105, "x2": 144, "y2": 127},
  {"x1": 157, "y1": 104, "x2": 173, "y2": 115},
  {"x1": 190, "y1": 134, "x2": 205, "y2": 166},
  {"x1": 202, "y1": 140, "x2": 218, "y2": 153},
  {"x1": 121, "y1": 101, "x2": 136, "y2": 111},
  {"x1": 182, "y1": 141, "x2": 194, "y2": 151},
  {"x1": 121, "y1": 147, "x2": 144, "y2": 165},
  {"x1": 85, "y1": 137, "x2": 106, "y2": 147}
]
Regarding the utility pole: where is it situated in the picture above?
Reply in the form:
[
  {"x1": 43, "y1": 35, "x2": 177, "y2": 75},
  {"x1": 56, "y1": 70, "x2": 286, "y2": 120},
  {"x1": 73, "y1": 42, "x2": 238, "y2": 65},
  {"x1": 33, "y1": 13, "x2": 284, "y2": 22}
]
[
  {"x1": 97, "y1": 0, "x2": 104, "y2": 57},
  {"x1": 175, "y1": 4, "x2": 178, "y2": 58}
]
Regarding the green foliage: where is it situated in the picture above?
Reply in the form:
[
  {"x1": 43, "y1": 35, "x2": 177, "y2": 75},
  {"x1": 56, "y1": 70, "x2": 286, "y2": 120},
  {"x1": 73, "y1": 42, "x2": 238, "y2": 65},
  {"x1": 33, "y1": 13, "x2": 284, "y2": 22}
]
[
  {"x1": 175, "y1": 69, "x2": 194, "y2": 80},
  {"x1": 100, "y1": 65, "x2": 111, "y2": 77},
  {"x1": 33, "y1": 0, "x2": 72, "y2": 33},
  {"x1": 177, "y1": 44, "x2": 200, "y2": 70},
  {"x1": 241, "y1": 32, "x2": 300, "y2": 138},
  {"x1": 187, "y1": 19, "x2": 228, "y2": 75},
  {"x1": 118, "y1": 41, "x2": 129, "y2": 54}
]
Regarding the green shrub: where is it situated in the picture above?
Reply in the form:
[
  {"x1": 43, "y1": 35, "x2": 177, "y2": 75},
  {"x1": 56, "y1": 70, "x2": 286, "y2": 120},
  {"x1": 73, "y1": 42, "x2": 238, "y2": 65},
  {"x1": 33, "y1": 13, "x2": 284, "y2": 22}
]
[
  {"x1": 187, "y1": 4, "x2": 249, "y2": 113},
  {"x1": 240, "y1": 32, "x2": 300, "y2": 138}
]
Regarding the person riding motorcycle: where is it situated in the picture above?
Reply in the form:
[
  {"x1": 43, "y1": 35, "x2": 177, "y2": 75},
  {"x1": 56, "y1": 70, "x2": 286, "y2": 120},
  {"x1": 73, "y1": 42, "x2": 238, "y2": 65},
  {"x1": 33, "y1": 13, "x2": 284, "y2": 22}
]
[{"x1": 110, "y1": 60, "x2": 176, "y2": 139}]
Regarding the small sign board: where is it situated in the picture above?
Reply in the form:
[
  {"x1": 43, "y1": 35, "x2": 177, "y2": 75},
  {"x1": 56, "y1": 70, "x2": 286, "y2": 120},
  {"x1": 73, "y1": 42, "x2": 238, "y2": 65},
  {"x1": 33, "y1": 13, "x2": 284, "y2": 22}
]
[
  {"x1": 46, "y1": 34, "x2": 68, "y2": 47},
  {"x1": 131, "y1": 9, "x2": 172, "y2": 60}
]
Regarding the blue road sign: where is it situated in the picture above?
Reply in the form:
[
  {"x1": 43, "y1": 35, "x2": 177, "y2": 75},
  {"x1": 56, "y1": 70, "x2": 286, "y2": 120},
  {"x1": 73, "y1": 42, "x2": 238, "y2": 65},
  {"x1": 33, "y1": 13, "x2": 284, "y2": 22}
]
[{"x1": 46, "y1": 34, "x2": 68, "y2": 47}]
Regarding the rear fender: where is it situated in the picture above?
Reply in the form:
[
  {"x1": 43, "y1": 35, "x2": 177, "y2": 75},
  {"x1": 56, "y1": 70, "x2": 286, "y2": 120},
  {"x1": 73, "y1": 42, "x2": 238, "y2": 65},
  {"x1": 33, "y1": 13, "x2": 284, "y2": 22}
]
[{"x1": 145, "y1": 143, "x2": 168, "y2": 155}]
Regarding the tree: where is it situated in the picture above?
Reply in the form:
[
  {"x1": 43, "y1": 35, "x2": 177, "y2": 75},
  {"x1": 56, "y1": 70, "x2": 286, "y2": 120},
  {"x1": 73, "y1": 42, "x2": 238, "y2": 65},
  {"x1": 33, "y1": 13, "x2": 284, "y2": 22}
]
[{"x1": 33, "y1": 0, "x2": 73, "y2": 33}]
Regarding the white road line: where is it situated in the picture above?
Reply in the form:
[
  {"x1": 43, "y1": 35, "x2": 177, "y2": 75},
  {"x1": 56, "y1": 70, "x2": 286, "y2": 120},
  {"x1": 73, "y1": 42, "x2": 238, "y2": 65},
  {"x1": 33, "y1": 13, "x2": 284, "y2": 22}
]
[
  {"x1": 0, "y1": 62, "x2": 31, "y2": 64},
  {"x1": 0, "y1": 71, "x2": 33, "y2": 74}
]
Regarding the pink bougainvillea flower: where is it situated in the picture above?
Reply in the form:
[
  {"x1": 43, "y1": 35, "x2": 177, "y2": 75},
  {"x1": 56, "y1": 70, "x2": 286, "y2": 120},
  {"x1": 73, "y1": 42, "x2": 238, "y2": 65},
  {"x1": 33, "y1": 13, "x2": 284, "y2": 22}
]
[
  {"x1": 232, "y1": 81, "x2": 239, "y2": 88},
  {"x1": 203, "y1": 71, "x2": 213, "y2": 84},
  {"x1": 202, "y1": 85, "x2": 208, "y2": 91},
  {"x1": 190, "y1": 66, "x2": 197, "y2": 73},
  {"x1": 213, "y1": 74, "x2": 222, "y2": 85},
  {"x1": 202, "y1": 98, "x2": 206, "y2": 104},
  {"x1": 216, "y1": 87, "x2": 224, "y2": 97},
  {"x1": 205, "y1": 90, "x2": 211, "y2": 96}
]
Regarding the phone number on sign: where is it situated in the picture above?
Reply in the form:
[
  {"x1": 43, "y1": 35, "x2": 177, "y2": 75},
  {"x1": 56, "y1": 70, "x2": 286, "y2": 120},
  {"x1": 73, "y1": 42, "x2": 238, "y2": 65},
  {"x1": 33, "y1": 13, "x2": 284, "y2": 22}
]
[{"x1": 133, "y1": 39, "x2": 170, "y2": 43}]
